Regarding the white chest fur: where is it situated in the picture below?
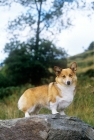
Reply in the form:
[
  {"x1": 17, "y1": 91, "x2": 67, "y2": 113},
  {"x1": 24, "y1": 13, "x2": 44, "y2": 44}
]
[{"x1": 56, "y1": 84, "x2": 75, "y2": 110}]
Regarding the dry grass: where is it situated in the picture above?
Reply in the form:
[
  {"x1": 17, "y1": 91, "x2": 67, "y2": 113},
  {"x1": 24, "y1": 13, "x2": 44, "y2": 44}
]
[
  {"x1": 78, "y1": 65, "x2": 94, "y2": 73},
  {"x1": 67, "y1": 50, "x2": 94, "y2": 74},
  {"x1": 65, "y1": 77, "x2": 94, "y2": 126}
]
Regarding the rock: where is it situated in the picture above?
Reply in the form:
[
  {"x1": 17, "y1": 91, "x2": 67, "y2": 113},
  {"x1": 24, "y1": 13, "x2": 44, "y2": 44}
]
[{"x1": 0, "y1": 114, "x2": 94, "y2": 140}]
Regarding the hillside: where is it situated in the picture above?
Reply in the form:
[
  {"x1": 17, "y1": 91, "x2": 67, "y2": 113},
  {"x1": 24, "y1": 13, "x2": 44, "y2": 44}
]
[
  {"x1": 0, "y1": 50, "x2": 94, "y2": 127},
  {"x1": 67, "y1": 50, "x2": 94, "y2": 74}
]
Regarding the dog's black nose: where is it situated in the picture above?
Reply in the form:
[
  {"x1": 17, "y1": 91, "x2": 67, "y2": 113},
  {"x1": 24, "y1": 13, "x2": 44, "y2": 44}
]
[{"x1": 67, "y1": 81, "x2": 70, "y2": 85}]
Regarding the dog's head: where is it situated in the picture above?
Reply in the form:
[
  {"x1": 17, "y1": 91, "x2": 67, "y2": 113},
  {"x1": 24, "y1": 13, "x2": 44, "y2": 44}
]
[{"x1": 54, "y1": 62, "x2": 77, "y2": 86}]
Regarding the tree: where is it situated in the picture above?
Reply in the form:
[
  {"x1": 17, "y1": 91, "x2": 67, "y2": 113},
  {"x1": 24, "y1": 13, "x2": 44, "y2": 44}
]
[
  {"x1": 1, "y1": 0, "x2": 93, "y2": 86},
  {"x1": 4, "y1": 39, "x2": 67, "y2": 86},
  {"x1": 1, "y1": 0, "x2": 94, "y2": 46},
  {"x1": 1, "y1": 0, "x2": 94, "y2": 54},
  {"x1": 5, "y1": 0, "x2": 65, "y2": 56},
  {"x1": 87, "y1": 41, "x2": 94, "y2": 51},
  {"x1": 2, "y1": 0, "x2": 69, "y2": 86},
  {"x1": 0, "y1": 72, "x2": 10, "y2": 87}
]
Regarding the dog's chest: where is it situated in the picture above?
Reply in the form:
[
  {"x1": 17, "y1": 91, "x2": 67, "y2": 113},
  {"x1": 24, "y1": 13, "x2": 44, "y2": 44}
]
[{"x1": 56, "y1": 84, "x2": 75, "y2": 108}]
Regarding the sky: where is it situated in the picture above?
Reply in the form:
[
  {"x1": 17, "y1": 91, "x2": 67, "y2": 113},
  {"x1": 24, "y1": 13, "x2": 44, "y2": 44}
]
[
  {"x1": 57, "y1": 12, "x2": 94, "y2": 56},
  {"x1": 0, "y1": 0, "x2": 94, "y2": 62}
]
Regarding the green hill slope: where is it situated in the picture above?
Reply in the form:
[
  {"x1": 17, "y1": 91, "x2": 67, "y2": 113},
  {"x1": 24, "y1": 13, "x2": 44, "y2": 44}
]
[
  {"x1": 0, "y1": 51, "x2": 94, "y2": 126},
  {"x1": 67, "y1": 50, "x2": 94, "y2": 74}
]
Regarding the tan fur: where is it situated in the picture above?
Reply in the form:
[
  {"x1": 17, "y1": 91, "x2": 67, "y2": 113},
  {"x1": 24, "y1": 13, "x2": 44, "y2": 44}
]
[
  {"x1": 18, "y1": 62, "x2": 77, "y2": 116},
  {"x1": 18, "y1": 83, "x2": 62, "y2": 112},
  {"x1": 18, "y1": 85, "x2": 48, "y2": 112},
  {"x1": 48, "y1": 82, "x2": 62, "y2": 103}
]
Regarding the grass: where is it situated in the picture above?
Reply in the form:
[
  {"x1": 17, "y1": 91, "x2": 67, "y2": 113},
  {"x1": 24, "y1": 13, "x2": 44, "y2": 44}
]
[
  {"x1": 0, "y1": 50, "x2": 94, "y2": 126},
  {"x1": 0, "y1": 84, "x2": 33, "y2": 119},
  {"x1": 0, "y1": 50, "x2": 94, "y2": 125},
  {"x1": 65, "y1": 77, "x2": 94, "y2": 126},
  {"x1": 67, "y1": 50, "x2": 94, "y2": 74},
  {"x1": 66, "y1": 49, "x2": 94, "y2": 126},
  {"x1": 0, "y1": 77, "x2": 94, "y2": 127}
]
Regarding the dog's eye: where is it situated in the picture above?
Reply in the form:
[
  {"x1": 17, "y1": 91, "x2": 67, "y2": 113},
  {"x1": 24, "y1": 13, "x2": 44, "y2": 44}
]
[
  {"x1": 62, "y1": 75, "x2": 66, "y2": 78},
  {"x1": 69, "y1": 74, "x2": 72, "y2": 77}
]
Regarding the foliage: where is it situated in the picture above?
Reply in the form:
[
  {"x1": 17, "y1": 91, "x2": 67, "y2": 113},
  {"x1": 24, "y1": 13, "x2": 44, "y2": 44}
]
[
  {"x1": 84, "y1": 69, "x2": 94, "y2": 77},
  {"x1": 87, "y1": 41, "x2": 94, "y2": 51},
  {"x1": 4, "y1": 39, "x2": 67, "y2": 86},
  {"x1": 1, "y1": 0, "x2": 93, "y2": 86},
  {"x1": 0, "y1": 72, "x2": 10, "y2": 87},
  {"x1": 2, "y1": 0, "x2": 92, "y2": 57},
  {"x1": 6, "y1": 0, "x2": 65, "y2": 49},
  {"x1": 0, "y1": 87, "x2": 19, "y2": 99},
  {"x1": 1, "y1": 0, "x2": 69, "y2": 86}
]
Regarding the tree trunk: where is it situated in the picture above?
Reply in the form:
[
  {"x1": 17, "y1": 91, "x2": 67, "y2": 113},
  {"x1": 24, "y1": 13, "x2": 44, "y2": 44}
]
[{"x1": 35, "y1": 0, "x2": 42, "y2": 59}]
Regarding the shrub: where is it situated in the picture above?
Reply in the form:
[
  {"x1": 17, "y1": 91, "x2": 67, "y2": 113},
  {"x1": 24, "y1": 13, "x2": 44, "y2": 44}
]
[
  {"x1": 0, "y1": 73, "x2": 11, "y2": 87},
  {"x1": 84, "y1": 69, "x2": 94, "y2": 77},
  {"x1": 0, "y1": 87, "x2": 20, "y2": 99}
]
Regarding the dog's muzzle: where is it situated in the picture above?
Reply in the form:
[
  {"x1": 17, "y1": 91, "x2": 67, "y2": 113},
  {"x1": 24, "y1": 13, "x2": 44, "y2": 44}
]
[{"x1": 67, "y1": 81, "x2": 70, "y2": 85}]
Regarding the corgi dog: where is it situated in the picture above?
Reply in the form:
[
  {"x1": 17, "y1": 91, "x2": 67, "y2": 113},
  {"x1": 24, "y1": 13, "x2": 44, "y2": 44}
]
[{"x1": 18, "y1": 62, "x2": 77, "y2": 117}]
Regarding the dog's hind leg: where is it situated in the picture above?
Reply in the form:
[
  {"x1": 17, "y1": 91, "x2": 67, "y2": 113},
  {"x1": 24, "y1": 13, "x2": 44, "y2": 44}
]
[
  {"x1": 24, "y1": 105, "x2": 36, "y2": 117},
  {"x1": 31, "y1": 105, "x2": 41, "y2": 115},
  {"x1": 25, "y1": 112, "x2": 30, "y2": 117},
  {"x1": 24, "y1": 105, "x2": 41, "y2": 117}
]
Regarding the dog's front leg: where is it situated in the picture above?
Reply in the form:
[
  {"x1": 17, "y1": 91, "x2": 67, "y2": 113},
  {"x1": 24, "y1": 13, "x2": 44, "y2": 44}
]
[{"x1": 50, "y1": 102, "x2": 59, "y2": 114}]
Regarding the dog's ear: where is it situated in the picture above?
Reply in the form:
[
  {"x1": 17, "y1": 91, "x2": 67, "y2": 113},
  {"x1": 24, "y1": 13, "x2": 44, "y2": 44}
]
[
  {"x1": 70, "y1": 62, "x2": 77, "y2": 72},
  {"x1": 54, "y1": 66, "x2": 62, "y2": 76}
]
